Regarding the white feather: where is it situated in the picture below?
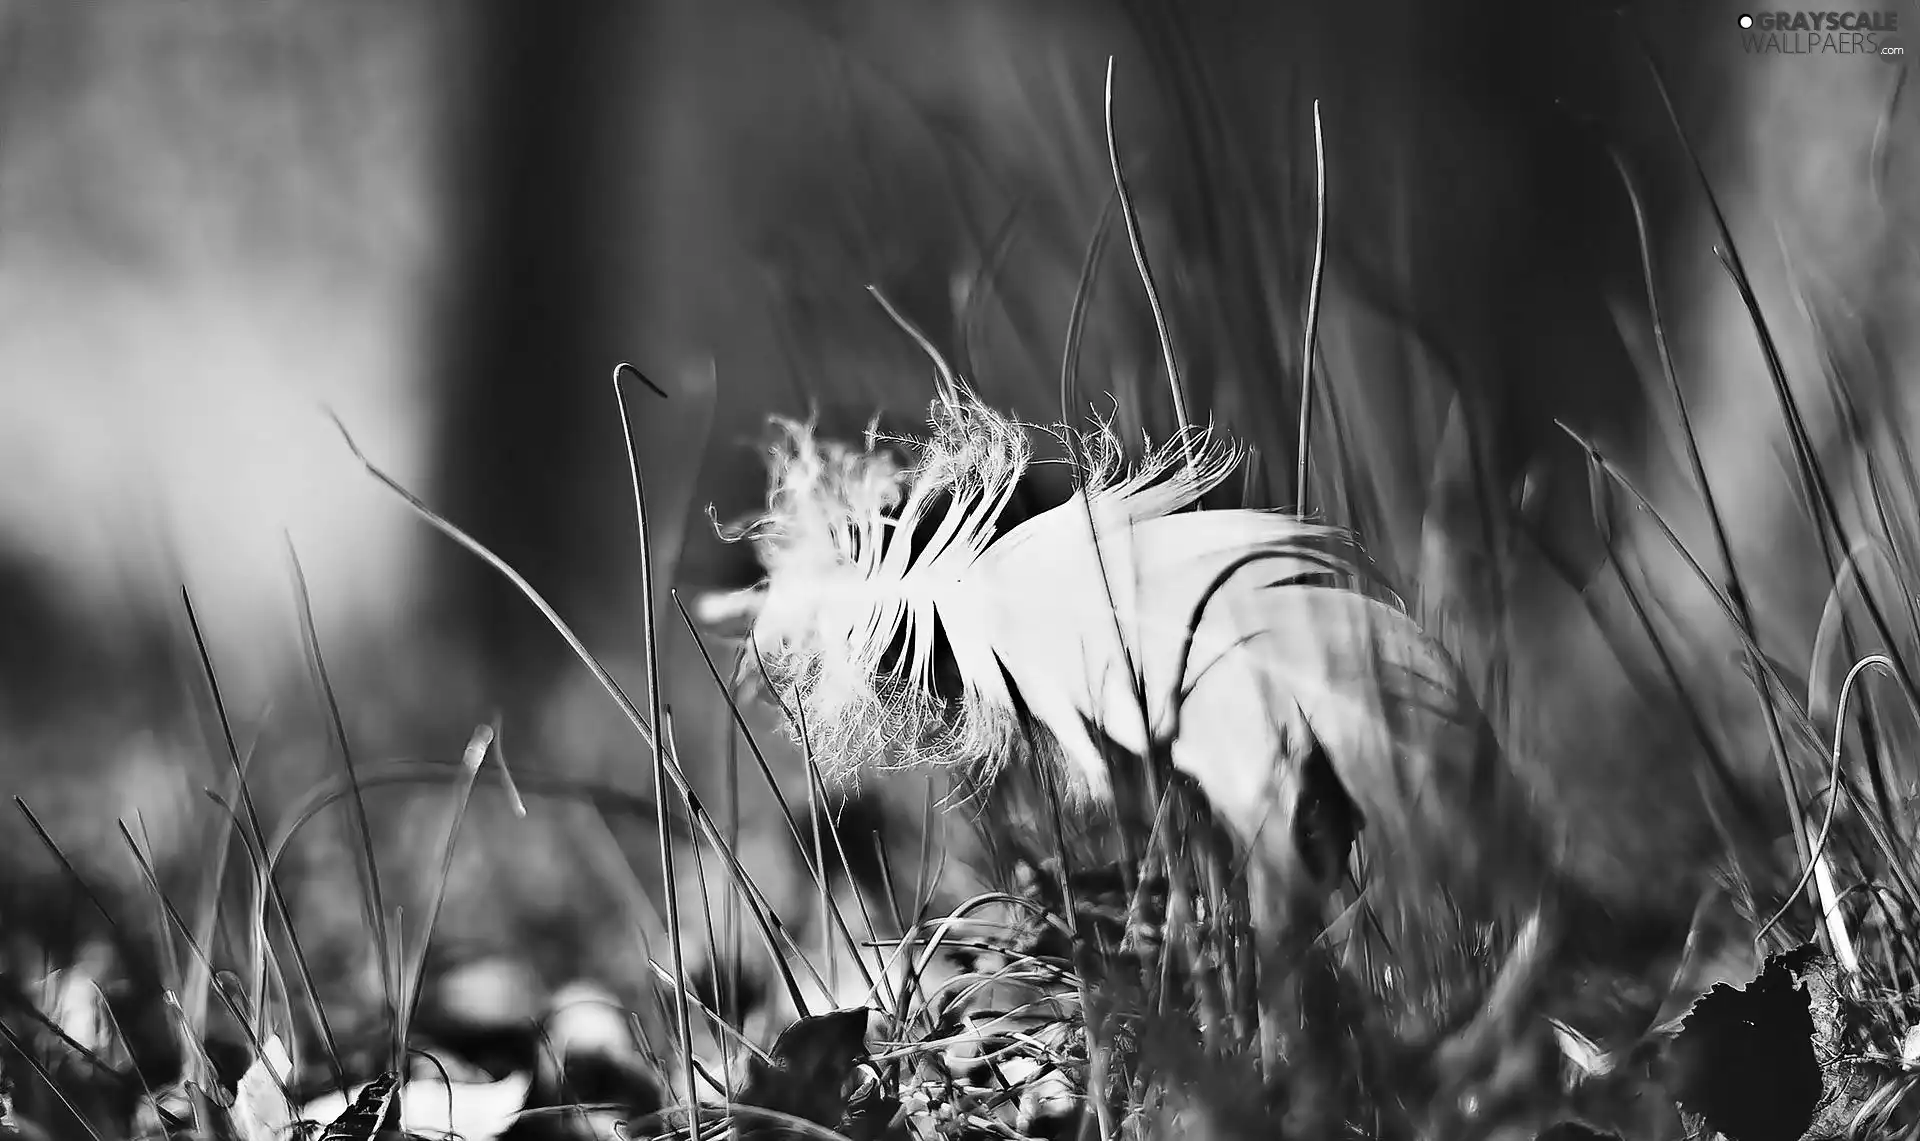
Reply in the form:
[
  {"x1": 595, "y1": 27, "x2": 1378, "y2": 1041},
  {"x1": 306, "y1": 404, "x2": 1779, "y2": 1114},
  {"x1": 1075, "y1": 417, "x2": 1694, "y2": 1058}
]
[{"x1": 741, "y1": 388, "x2": 1550, "y2": 953}]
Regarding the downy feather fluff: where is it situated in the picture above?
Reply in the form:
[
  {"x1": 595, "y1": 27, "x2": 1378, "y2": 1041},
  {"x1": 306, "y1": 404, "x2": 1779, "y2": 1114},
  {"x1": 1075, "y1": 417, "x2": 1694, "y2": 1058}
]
[{"x1": 738, "y1": 386, "x2": 1554, "y2": 957}]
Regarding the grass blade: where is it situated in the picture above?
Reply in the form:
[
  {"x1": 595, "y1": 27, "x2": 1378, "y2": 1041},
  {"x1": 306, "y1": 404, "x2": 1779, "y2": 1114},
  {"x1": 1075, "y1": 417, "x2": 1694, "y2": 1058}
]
[
  {"x1": 1294, "y1": 99, "x2": 1328, "y2": 512},
  {"x1": 1103, "y1": 55, "x2": 1192, "y2": 465},
  {"x1": 177, "y1": 590, "x2": 346, "y2": 1089},
  {"x1": 610, "y1": 363, "x2": 701, "y2": 1141},
  {"x1": 330, "y1": 410, "x2": 818, "y2": 1013},
  {"x1": 397, "y1": 725, "x2": 493, "y2": 1062},
  {"x1": 287, "y1": 539, "x2": 397, "y2": 1079}
]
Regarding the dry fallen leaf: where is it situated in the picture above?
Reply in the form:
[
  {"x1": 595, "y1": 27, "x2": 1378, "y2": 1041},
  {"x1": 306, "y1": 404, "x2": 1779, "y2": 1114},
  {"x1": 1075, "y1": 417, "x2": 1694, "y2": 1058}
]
[
  {"x1": 299, "y1": 1067, "x2": 532, "y2": 1141},
  {"x1": 230, "y1": 1034, "x2": 294, "y2": 1141},
  {"x1": 316, "y1": 1071, "x2": 399, "y2": 1141},
  {"x1": 1665, "y1": 943, "x2": 1821, "y2": 1141},
  {"x1": 736, "y1": 1007, "x2": 874, "y2": 1139}
]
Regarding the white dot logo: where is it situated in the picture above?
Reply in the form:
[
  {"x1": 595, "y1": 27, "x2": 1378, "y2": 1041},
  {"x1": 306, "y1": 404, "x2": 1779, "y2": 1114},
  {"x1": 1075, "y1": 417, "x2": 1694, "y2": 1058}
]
[{"x1": 1739, "y1": 13, "x2": 1755, "y2": 27}]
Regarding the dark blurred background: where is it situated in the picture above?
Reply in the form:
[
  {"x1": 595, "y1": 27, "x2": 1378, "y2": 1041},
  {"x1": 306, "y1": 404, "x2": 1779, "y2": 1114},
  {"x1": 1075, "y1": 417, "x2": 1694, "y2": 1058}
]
[{"x1": 0, "y1": 0, "x2": 1913, "y2": 1069}]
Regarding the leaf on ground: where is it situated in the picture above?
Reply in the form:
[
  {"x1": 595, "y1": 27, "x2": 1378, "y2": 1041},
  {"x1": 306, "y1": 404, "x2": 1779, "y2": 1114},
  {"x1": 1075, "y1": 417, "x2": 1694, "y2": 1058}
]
[
  {"x1": 837, "y1": 1076, "x2": 904, "y2": 1141},
  {"x1": 316, "y1": 1071, "x2": 400, "y2": 1141},
  {"x1": 1794, "y1": 948, "x2": 1888, "y2": 1140},
  {"x1": 229, "y1": 1034, "x2": 294, "y2": 1141},
  {"x1": 737, "y1": 1007, "x2": 874, "y2": 1135},
  {"x1": 300, "y1": 1068, "x2": 533, "y2": 1141},
  {"x1": 1665, "y1": 943, "x2": 1822, "y2": 1141},
  {"x1": 399, "y1": 1070, "x2": 532, "y2": 1141}
]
